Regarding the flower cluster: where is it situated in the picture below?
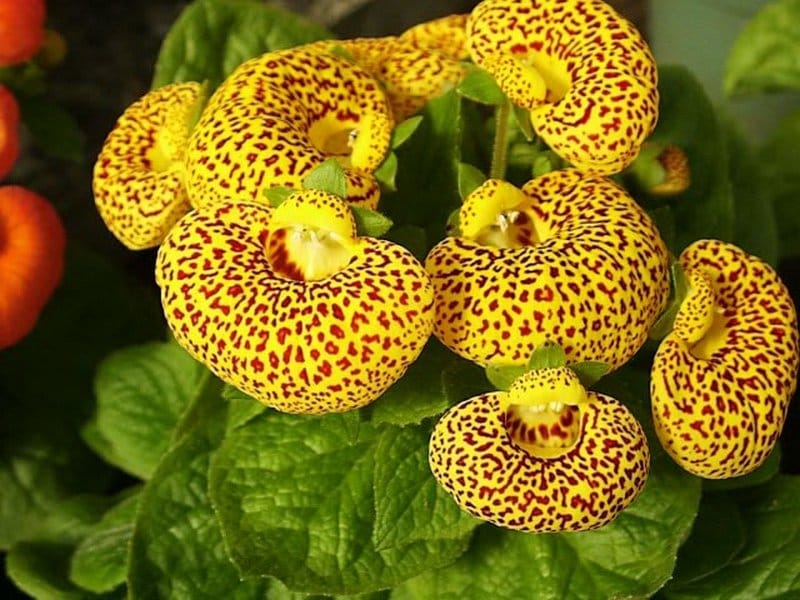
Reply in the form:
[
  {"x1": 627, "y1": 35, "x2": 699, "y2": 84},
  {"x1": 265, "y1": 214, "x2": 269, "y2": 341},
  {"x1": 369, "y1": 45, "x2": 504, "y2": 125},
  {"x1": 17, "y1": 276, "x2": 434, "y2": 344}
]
[
  {"x1": 93, "y1": 0, "x2": 799, "y2": 535},
  {"x1": 0, "y1": 0, "x2": 65, "y2": 350}
]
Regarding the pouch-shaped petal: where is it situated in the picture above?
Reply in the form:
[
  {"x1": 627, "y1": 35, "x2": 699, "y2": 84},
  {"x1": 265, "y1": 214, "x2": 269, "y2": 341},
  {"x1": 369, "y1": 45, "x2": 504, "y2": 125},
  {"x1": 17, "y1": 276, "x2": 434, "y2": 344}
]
[
  {"x1": 467, "y1": 0, "x2": 658, "y2": 174},
  {"x1": 156, "y1": 190, "x2": 434, "y2": 414},
  {"x1": 0, "y1": 0, "x2": 45, "y2": 66},
  {"x1": 185, "y1": 49, "x2": 393, "y2": 210},
  {"x1": 93, "y1": 82, "x2": 201, "y2": 249},
  {"x1": 651, "y1": 240, "x2": 799, "y2": 478},
  {"x1": 0, "y1": 186, "x2": 65, "y2": 349},
  {"x1": 401, "y1": 14, "x2": 470, "y2": 61},
  {"x1": 429, "y1": 368, "x2": 649, "y2": 532},
  {"x1": 305, "y1": 37, "x2": 466, "y2": 120},
  {"x1": 425, "y1": 172, "x2": 670, "y2": 368},
  {"x1": 0, "y1": 85, "x2": 19, "y2": 179}
]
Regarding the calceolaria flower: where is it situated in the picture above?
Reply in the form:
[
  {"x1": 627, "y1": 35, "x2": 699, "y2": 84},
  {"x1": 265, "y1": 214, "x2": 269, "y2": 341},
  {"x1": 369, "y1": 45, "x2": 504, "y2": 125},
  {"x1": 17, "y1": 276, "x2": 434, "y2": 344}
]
[
  {"x1": 0, "y1": 186, "x2": 65, "y2": 349},
  {"x1": 0, "y1": 84, "x2": 19, "y2": 179},
  {"x1": 648, "y1": 144, "x2": 691, "y2": 196},
  {"x1": 305, "y1": 37, "x2": 466, "y2": 121},
  {"x1": 401, "y1": 14, "x2": 470, "y2": 61},
  {"x1": 425, "y1": 171, "x2": 670, "y2": 369},
  {"x1": 429, "y1": 366, "x2": 649, "y2": 532},
  {"x1": 651, "y1": 240, "x2": 799, "y2": 479},
  {"x1": 0, "y1": 0, "x2": 46, "y2": 66},
  {"x1": 93, "y1": 82, "x2": 202, "y2": 249},
  {"x1": 185, "y1": 49, "x2": 394, "y2": 211},
  {"x1": 467, "y1": 0, "x2": 659, "y2": 175},
  {"x1": 156, "y1": 189, "x2": 434, "y2": 414}
]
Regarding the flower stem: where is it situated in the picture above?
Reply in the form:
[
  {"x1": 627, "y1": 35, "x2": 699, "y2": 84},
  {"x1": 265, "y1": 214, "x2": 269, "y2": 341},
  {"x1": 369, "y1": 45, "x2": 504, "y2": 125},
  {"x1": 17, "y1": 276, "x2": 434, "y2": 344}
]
[{"x1": 490, "y1": 99, "x2": 512, "y2": 181}]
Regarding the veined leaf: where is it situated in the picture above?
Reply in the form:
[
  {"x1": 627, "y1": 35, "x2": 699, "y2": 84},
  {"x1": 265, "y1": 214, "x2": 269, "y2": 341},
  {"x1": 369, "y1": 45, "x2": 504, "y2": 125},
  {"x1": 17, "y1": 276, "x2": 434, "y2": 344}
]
[
  {"x1": 208, "y1": 412, "x2": 479, "y2": 594},
  {"x1": 152, "y1": 0, "x2": 331, "y2": 89}
]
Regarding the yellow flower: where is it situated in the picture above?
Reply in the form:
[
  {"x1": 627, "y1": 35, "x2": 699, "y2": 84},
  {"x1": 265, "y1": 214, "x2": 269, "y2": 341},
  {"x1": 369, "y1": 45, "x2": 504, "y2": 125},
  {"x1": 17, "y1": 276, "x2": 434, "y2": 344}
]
[
  {"x1": 305, "y1": 37, "x2": 466, "y2": 121},
  {"x1": 185, "y1": 49, "x2": 394, "y2": 211},
  {"x1": 156, "y1": 189, "x2": 435, "y2": 414},
  {"x1": 467, "y1": 0, "x2": 659, "y2": 175},
  {"x1": 93, "y1": 82, "x2": 202, "y2": 249},
  {"x1": 401, "y1": 14, "x2": 470, "y2": 61},
  {"x1": 429, "y1": 366, "x2": 649, "y2": 532},
  {"x1": 425, "y1": 171, "x2": 670, "y2": 369},
  {"x1": 651, "y1": 240, "x2": 799, "y2": 479}
]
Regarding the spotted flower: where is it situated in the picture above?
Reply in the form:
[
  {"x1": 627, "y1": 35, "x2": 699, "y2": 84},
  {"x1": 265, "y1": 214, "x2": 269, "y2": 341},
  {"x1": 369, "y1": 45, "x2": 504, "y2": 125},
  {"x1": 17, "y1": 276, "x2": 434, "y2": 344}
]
[
  {"x1": 0, "y1": 186, "x2": 65, "y2": 350},
  {"x1": 467, "y1": 0, "x2": 659, "y2": 175},
  {"x1": 401, "y1": 14, "x2": 470, "y2": 61},
  {"x1": 429, "y1": 366, "x2": 649, "y2": 532},
  {"x1": 304, "y1": 37, "x2": 466, "y2": 121},
  {"x1": 0, "y1": 85, "x2": 19, "y2": 179},
  {"x1": 651, "y1": 240, "x2": 799, "y2": 479},
  {"x1": 648, "y1": 144, "x2": 690, "y2": 196},
  {"x1": 0, "y1": 0, "x2": 45, "y2": 66},
  {"x1": 156, "y1": 189, "x2": 434, "y2": 414},
  {"x1": 93, "y1": 82, "x2": 202, "y2": 250},
  {"x1": 425, "y1": 171, "x2": 670, "y2": 369},
  {"x1": 185, "y1": 49, "x2": 394, "y2": 211}
]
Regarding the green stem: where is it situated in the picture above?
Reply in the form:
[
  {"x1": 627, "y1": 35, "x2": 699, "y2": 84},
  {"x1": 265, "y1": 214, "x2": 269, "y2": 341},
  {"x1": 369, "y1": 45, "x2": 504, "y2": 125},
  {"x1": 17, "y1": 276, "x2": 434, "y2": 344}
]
[{"x1": 490, "y1": 99, "x2": 512, "y2": 180}]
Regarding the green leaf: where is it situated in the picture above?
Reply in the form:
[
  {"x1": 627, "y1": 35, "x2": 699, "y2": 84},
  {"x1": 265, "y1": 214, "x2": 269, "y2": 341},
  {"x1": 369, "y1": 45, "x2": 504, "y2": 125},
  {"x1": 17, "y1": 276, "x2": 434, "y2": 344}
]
[
  {"x1": 367, "y1": 340, "x2": 460, "y2": 427},
  {"x1": 662, "y1": 476, "x2": 800, "y2": 599},
  {"x1": 511, "y1": 104, "x2": 535, "y2": 141},
  {"x1": 351, "y1": 206, "x2": 394, "y2": 238},
  {"x1": 668, "y1": 492, "x2": 746, "y2": 587},
  {"x1": 128, "y1": 390, "x2": 268, "y2": 599},
  {"x1": 4, "y1": 495, "x2": 121, "y2": 600},
  {"x1": 457, "y1": 162, "x2": 486, "y2": 200},
  {"x1": 527, "y1": 341, "x2": 567, "y2": 370},
  {"x1": 374, "y1": 152, "x2": 398, "y2": 192},
  {"x1": 568, "y1": 361, "x2": 611, "y2": 388},
  {"x1": 152, "y1": 0, "x2": 331, "y2": 89},
  {"x1": 223, "y1": 384, "x2": 267, "y2": 432},
  {"x1": 69, "y1": 492, "x2": 140, "y2": 594},
  {"x1": 382, "y1": 90, "x2": 463, "y2": 241},
  {"x1": 383, "y1": 225, "x2": 429, "y2": 262},
  {"x1": 532, "y1": 151, "x2": 559, "y2": 177},
  {"x1": 371, "y1": 425, "x2": 480, "y2": 551},
  {"x1": 647, "y1": 65, "x2": 734, "y2": 251},
  {"x1": 722, "y1": 114, "x2": 778, "y2": 266},
  {"x1": 0, "y1": 246, "x2": 161, "y2": 548},
  {"x1": 391, "y1": 116, "x2": 423, "y2": 149},
  {"x1": 441, "y1": 358, "x2": 492, "y2": 405},
  {"x1": 18, "y1": 94, "x2": 85, "y2": 163},
  {"x1": 484, "y1": 364, "x2": 527, "y2": 391},
  {"x1": 456, "y1": 65, "x2": 506, "y2": 106},
  {"x1": 647, "y1": 205, "x2": 677, "y2": 255},
  {"x1": 725, "y1": 0, "x2": 800, "y2": 96},
  {"x1": 6, "y1": 541, "x2": 122, "y2": 600},
  {"x1": 303, "y1": 157, "x2": 348, "y2": 198},
  {"x1": 399, "y1": 366, "x2": 701, "y2": 600},
  {"x1": 445, "y1": 207, "x2": 461, "y2": 237},
  {"x1": 266, "y1": 578, "x2": 389, "y2": 600},
  {"x1": 264, "y1": 186, "x2": 295, "y2": 207},
  {"x1": 208, "y1": 413, "x2": 476, "y2": 594},
  {"x1": 649, "y1": 260, "x2": 691, "y2": 340},
  {"x1": 760, "y1": 108, "x2": 800, "y2": 259},
  {"x1": 82, "y1": 339, "x2": 206, "y2": 479},
  {"x1": 507, "y1": 142, "x2": 539, "y2": 168},
  {"x1": 703, "y1": 444, "x2": 781, "y2": 492}
]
